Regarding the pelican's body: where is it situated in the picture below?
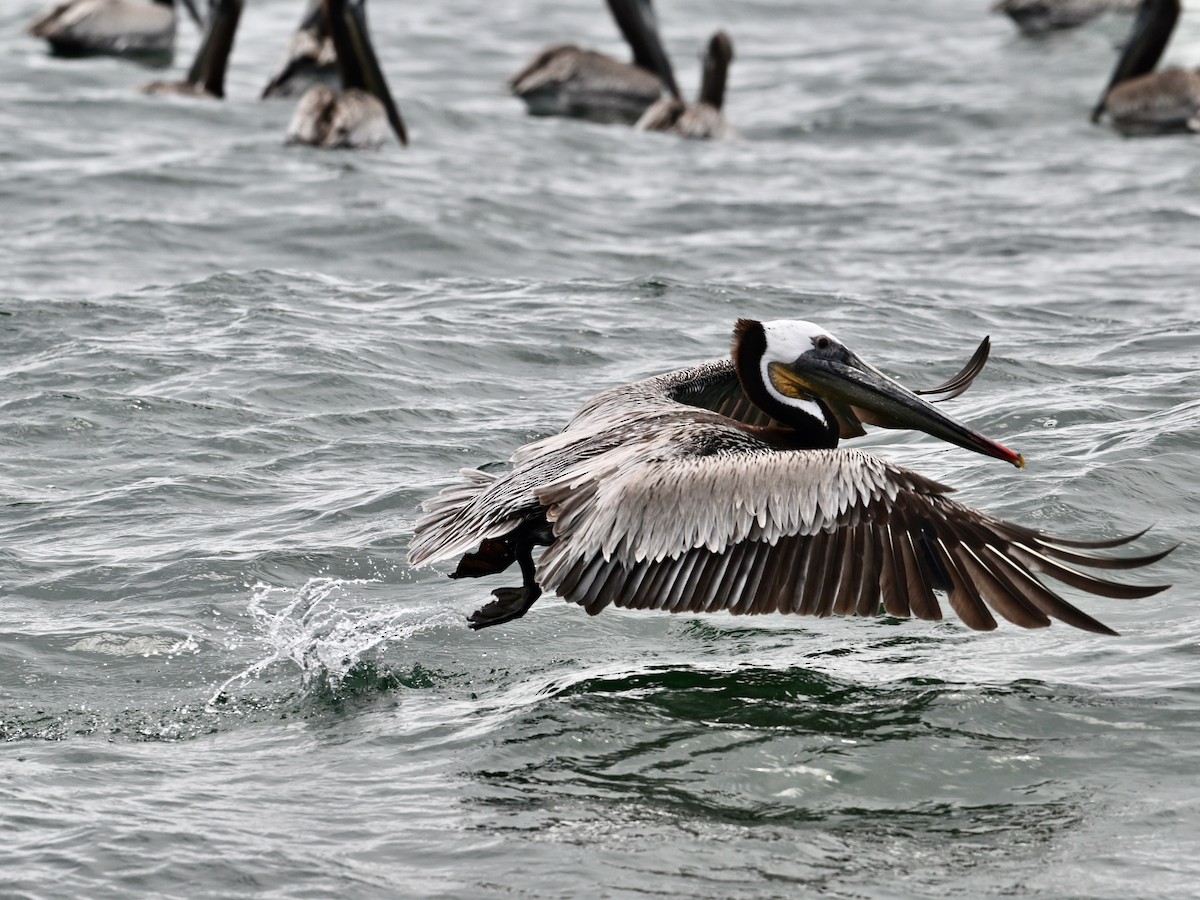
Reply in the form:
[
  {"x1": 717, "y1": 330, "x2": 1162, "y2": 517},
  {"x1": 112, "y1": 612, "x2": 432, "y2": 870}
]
[
  {"x1": 993, "y1": 0, "x2": 1139, "y2": 33},
  {"x1": 637, "y1": 31, "x2": 734, "y2": 140},
  {"x1": 262, "y1": 0, "x2": 337, "y2": 99},
  {"x1": 1092, "y1": 0, "x2": 1199, "y2": 135},
  {"x1": 410, "y1": 320, "x2": 1168, "y2": 633},
  {"x1": 28, "y1": 0, "x2": 200, "y2": 58},
  {"x1": 141, "y1": 0, "x2": 241, "y2": 98},
  {"x1": 286, "y1": 0, "x2": 407, "y2": 149},
  {"x1": 510, "y1": 0, "x2": 681, "y2": 125},
  {"x1": 287, "y1": 85, "x2": 391, "y2": 147}
]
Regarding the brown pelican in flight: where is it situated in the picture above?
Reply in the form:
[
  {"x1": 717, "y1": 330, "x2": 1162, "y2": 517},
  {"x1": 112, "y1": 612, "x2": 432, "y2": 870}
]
[
  {"x1": 141, "y1": 0, "x2": 241, "y2": 98},
  {"x1": 261, "y1": 0, "x2": 337, "y2": 99},
  {"x1": 637, "y1": 30, "x2": 735, "y2": 140},
  {"x1": 28, "y1": 0, "x2": 202, "y2": 59},
  {"x1": 410, "y1": 320, "x2": 1169, "y2": 633},
  {"x1": 509, "y1": 0, "x2": 682, "y2": 125},
  {"x1": 992, "y1": 0, "x2": 1139, "y2": 34},
  {"x1": 1091, "y1": 0, "x2": 1198, "y2": 135},
  {"x1": 286, "y1": 0, "x2": 407, "y2": 149}
]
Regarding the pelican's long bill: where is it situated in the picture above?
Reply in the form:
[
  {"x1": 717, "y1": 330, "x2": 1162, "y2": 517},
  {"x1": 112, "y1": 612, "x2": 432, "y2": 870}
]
[
  {"x1": 609, "y1": 0, "x2": 682, "y2": 100},
  {"x1": 340, "y1": 0, "x2": 408, "y2": 144},
  {"x1": 767, "y1": 350, "x2": 1026, "y2": 468}
]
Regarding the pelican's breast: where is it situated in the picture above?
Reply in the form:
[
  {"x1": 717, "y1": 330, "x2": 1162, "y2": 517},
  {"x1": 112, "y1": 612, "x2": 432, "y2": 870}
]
[
  {"x1": 675, "y1": 104, "x2": 735, "y2": 140},
  {"x1": 325, "y1": 88, "x2": 390, "y2": 149},
  {"x1": 287, "y1": 85, "x2": 390, "y2": 149},
  {"x1": 287, "y1": 83, "x2": 338, "y2": 146},
  {"x1": 636, "y1": 100, "x2": 733, "y2": 140}
]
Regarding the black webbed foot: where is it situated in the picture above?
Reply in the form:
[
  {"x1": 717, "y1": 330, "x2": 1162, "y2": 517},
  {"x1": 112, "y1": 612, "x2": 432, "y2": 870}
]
[{"x1": 467, "y1": 585, "x2": 542, "y2": 630}]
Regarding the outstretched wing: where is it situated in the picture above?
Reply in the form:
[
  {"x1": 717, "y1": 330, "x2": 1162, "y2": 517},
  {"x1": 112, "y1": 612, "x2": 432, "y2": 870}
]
[{"x1": 535, "y1": 435, "x2": 1170, "y2": 634}]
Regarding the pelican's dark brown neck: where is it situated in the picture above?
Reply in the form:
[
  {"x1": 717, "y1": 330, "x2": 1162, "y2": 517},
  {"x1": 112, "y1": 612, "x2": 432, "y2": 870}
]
[
  {"x1": 731, "y1": 318, "x2": 839, "y2": 450},
  {"x1": 699, "y1": 32, "x2": 732, "y2": 109}
]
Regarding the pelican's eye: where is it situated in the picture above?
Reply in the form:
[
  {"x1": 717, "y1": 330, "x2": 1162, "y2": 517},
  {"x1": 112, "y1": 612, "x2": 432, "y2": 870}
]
[{"x1": 814, "y1": 336, "x2": 832, "y2": 351}]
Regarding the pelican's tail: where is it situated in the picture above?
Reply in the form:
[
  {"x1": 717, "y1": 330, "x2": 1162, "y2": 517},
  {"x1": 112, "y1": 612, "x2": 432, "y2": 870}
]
[{"x1": 408, "y1": 468, "x2": 527, "y2": 568}]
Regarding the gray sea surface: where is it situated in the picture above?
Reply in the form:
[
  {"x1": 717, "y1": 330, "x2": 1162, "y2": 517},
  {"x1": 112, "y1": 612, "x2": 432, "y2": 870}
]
[{"x1": 2, "y1": 0, "x2": 1199, "y2": 897}]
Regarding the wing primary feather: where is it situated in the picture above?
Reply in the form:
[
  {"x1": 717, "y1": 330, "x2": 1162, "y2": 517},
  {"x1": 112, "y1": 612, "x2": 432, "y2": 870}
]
[
  {"x1": 621, "y1": 559, "x2": 657, "y2": 609},
  {"x1": 631, "y1": 558, "x2": 670, "y2": 610},
  {"x1": 727, "y1": 541, "x2": 765, "y2": 615},
  {"x1": 916, "y1": 523, "x2": 953, "y2": 593},
  {"x1": 784, "y1": 535, "x2": 816, "y2": 614},
  {"x1": 977, "y1": 544, "x2": 1119, "y2": 635},
  {"x1": 662, "y1": 550, "x2": 705, "y2": 613},
  {"x1": 799, "y1": 529, "x2": 836, "y2": 616},
  {"x1": 701, "y1": 547, "x2": 738, "y2": 612},
  {"x1": 550, "y1": 553, "x2": 592, "y2": 604},
  {"x1": 955, "y1": 544, "x2": 1051, "y2": 629},
  {"x1": 935, "y1": 537, "x2": 998, "y2": 631},
  {"x1": 712, "y1": 542, "x2": 755, "y2": 613},
  {"x1": 790, "y1": 532, "x2": 819, "y2": 614},
  {"x1": 645, "y1": 554, "x2": 687, "y2": 610},
  {"x1": 688, "y1": 551, "x2": 723, "y2": 613},
  {"x1": 832, "y1": 526, "x2": 863, "y2": 617},
  {"x1": 593, "y1": 558, "x2": 637, "y2": 611},
  {"x1": 745, "y1": 540, "x2": 780, "y2": 615},
  {"x1": 1024, "y1": 541, "x2": 1175, "y2": 571},
  {"x1": 580, "y1": 555, "x2": 625, "y2": 614},
  {"x1": 1008, "y1": 544, "x2": 1172, "y2": 599},
  {"x1": 636, "y1": 556, "x2": 680, "y2": 610},
  {"x1": 879, "y1": 524, "x2": 910, "y2": 618},
  {"x1": 638, "y1": 564, "x2": 676, "y2": 614},
  {"x1": 820, "y1": 526, "x2": 855, "y2": 618},
  {"x1": 896, "y1": 528, "x2": 942, "y2": 621},
  {"x1": 924, "y1": 510, "x2": 1050, "y2": 629},
  {"x1": 584, "y1": 595, "x2": 613, "y2": 616},
  {"x1": 566, "y1": 553, "x2": 609, "y2": 607},
  {"x1": 685, "y1": 551, "x2": 724, "y2": 613},
  {"x1": 855, "y1": 527, "x2": 882, "y2": 618},
  {"x1": 686, "y1": 550, "x2": 719, "y2": 613},
  {"x1": 982, "y1": 520, "x2": 1174, "y2": 585},
  {"x1": 998, "y1": 523, "x2": 1153, "y2": 550},
  {"x1": 729, "y1": 542, "x2": 768, "y2": 619}
]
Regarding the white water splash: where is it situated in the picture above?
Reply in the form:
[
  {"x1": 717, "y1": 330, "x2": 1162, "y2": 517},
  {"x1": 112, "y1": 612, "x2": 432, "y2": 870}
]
[{"x1": 209, "y1": 577, "x2": 454, "y2": 706}]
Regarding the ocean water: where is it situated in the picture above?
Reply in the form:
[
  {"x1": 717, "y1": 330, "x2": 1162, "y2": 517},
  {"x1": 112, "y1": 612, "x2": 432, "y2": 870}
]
[{"x1": 2, "y1": 0, "x2": 1198, "y2": 897}]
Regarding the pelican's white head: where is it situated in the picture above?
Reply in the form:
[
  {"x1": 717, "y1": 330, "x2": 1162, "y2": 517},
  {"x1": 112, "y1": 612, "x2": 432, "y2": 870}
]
[
  {"x1": 757, "y1": 320, "x2": 843, "y2": 424},
  {"x1": 761, "y1": 320, "x2": 841, "y2": 362}
]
